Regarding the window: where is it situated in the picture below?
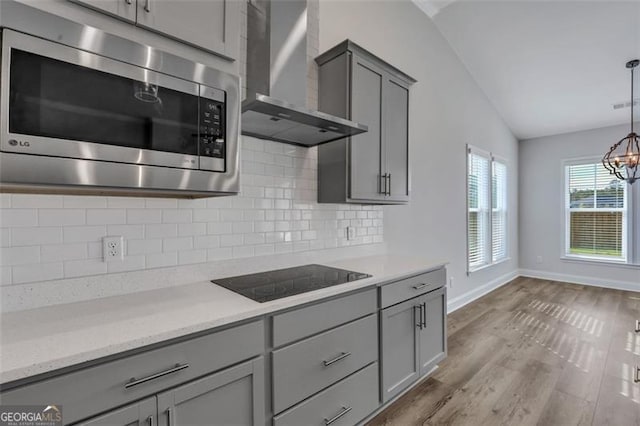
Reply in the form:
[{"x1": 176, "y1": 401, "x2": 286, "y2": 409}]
[
  {"x1": 467, "y1": 145, "x2": 508, "y2": 272},
  {"x1": 565, "y1": 161, "x2": 628, "y2": 261}
]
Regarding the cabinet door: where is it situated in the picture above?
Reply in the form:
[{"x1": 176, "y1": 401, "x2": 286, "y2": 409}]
[
  {"x1": 79, "y1": 397, "x2": 155, "y2": 426},
  {"x1": 349, "y1": 54, "x2": 385, "y2": 202},
  {"x1": 384, "y1": 76, "x2": 410, "y2": 202},
  {"x1": 136, "y1": 0, "x2": 239, "y2": 58},
  {"x1": 69, "y1": 0, "x2": 136, "y2": 22},
  {"x1": 156, "y1": 357, "x2": 265, "y2": 426},
  {"x1": 380, "y1": 297, "x2": 421, "y2": 402},
  {"x1": 418, "y1": 287, "x2": 447, "y2": 376}
]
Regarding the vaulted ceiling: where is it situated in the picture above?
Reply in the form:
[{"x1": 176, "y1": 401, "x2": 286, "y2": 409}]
[{"x1": 416, "y1": 0, "x2": 640, "y2": 140}]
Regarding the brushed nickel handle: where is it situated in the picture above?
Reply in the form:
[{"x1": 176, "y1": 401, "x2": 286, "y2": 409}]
[
  {"x1": 415, "y1": 304, "x2": 423, "y2": 329},
  {"x1": 147, "y1": 415, "x2": 154, "y2": 426},
  {"x1": 166, "y1": 408, "x2": 173, "y2": 426},
  {"x1": 635, "y1": 319, "x2": 640, "y2": 333},
  {"x1": 324, "y1": 406, "x2": 352, "y2": 425},
  {"x1": 124, "y1": 0, "x2": 132, "y2": 5},
  {"x1": 380, "y1": 173, "x2": 387, "y2": 195},
  {"x1": 323, "y1": 352, "x2": 351, "y2": 367},
  {"x1": 125, "y1": 363, "x2": 189, "y2": 389},
  {"x1": 144, "y1": 0, "x2": 151, "y2": 12},
  {"x1": 422, "y1": 302, "x2": 427, "y2": 328},
  {"x1": 387, "y1": 173, "x2": 391, "y2": 196},
  {"x1": 412, "y1": 283, "x2": 429, "y2": 290},
  {"x1": 635, "y1": 366, "x2": 640, "y2": 383}
]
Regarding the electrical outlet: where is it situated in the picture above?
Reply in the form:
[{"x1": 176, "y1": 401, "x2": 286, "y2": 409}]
[
  {"x1": 449, "y1": 277, "x2": 454, "y2": 288},
  {"x1": 103, "y1": 236, "x2": 123, "y2": 262},
  {"x1": 346, "y1": 226, "x2": 356, "y2": 240},
  {"x1": 536, "y1": 255, "x2": 543, "y2": 264}
]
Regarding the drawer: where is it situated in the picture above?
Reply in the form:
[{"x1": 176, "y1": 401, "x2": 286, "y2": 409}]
[
  {"x1": 274, "y1": 363, "x2": 379, "y2": 426},
  {"x1": 0, "y1": 320, "x2": 264, "y2": 424},
  {"x1": 272, "y1": 288, "x2": 377, "y2": 347},
  {"x1": 272, "y1": 314, "x2": 378, "y2": 413},
  {"x1": 380, "y1": 268, "x2": 445, "y2": 308}
]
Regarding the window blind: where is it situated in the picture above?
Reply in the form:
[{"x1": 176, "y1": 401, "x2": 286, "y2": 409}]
[
  {"x1": 492, "y1": 160, "x2": 507, "y2": 263},
  {"x1": 468, "y1": 148, "x2": 491, "y2": 271},
  {"x1": 566, "y1": 162, "x2": 626, "y2": 260}
]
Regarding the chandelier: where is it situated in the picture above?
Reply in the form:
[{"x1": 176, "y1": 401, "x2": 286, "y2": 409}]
[{"x1": 602, "y1": 59, "x2": 640, "y2": 185}]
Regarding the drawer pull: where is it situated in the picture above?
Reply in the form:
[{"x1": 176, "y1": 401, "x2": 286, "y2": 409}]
[
  {"x1": 635, "y1": 319, "x2": 640, "y2": 333},
  {"x1": 324, "y1": 406, "x2": 352, "y2": 425},
  {"x1": 323, "y1": 352, "x2": 351, "y2": 367},
  {"x1": 124, "y1": 363, "x2": 189, "y2": 389},
  {"x1": 412, "y1": 283, "x2": 429, "y2": 290},
  {"x1": 166, "y1": 408, "x2": 173, "y2": 426},
  {"x1": 635, "y1": 366, "x2": 640, "y2": 383}
]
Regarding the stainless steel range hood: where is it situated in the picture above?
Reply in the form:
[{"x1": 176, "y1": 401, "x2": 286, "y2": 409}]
[{"x1": 242, "y1": 0, "x2": 367, "y2": 146}]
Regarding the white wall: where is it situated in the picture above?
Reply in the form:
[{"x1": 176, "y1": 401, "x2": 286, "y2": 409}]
[
  {"x1": 519, "y1": 124, "x2": 640, "y2": 290},
  {"x1": 319, "y1": 0, "x2": 520, "y2": 307}
]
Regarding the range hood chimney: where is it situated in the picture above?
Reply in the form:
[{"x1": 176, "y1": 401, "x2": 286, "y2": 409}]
[{"x1": 242, "y1": 0, "x2": 367, "y2": 146}]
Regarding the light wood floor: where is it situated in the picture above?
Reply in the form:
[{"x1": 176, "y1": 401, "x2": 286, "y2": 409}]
[{"x1": 367, "y1": 277, "x2": 640, "y2": 426}]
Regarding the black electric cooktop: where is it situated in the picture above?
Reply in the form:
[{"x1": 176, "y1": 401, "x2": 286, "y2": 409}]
[{"x1": 212, "y1": 264, "x2": 371, "y2": 303}]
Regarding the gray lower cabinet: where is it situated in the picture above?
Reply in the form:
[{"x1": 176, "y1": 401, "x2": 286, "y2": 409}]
[
  {"x1": 381, "y1": 286, "x2": 447, "y2": 402},
  {"x1": 79, "y1": 397, "x2": 155, "y2": 426},
  {"x1": 316, "y1": 40, "x2": 416, "y2": 204},
  {"x1": 156, "y1": 357, "x2": 265, "y2": 426}
]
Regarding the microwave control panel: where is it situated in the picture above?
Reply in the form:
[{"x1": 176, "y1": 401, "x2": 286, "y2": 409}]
[{"x1": 199, "y1": 97, "x2": 225, "y2": 172}]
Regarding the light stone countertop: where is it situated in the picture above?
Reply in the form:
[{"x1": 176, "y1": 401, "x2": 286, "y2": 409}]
[{"x1": 0, "y1": 254, "x2": 446, "y2": 385}]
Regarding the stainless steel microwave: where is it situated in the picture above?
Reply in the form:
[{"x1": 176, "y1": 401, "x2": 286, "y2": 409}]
[{"x1": 0, "y1": 4, "x2": 240, "y2": 197}]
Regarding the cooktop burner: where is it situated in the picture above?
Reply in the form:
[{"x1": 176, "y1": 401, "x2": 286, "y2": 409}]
[{"x1": 212, "y1": 264, "x2": 371, "y2": 303}]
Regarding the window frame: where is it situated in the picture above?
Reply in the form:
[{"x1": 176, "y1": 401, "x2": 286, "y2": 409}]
[
  {"x1": 466, "y1": 145, "x2": 509, "y2": 274},
  {"x1": 562, "y1": 157, "x2": 633, "y2": 264}
]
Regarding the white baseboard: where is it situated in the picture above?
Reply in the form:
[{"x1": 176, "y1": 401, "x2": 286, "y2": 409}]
[
  {"x1": 447, "y1": 269, "x2": 520, "y2": 313},
  {"x1": 519, "y1": 269, "x2": 640, "y2": 292}
]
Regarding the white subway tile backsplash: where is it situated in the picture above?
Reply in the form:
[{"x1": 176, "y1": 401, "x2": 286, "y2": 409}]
[
  {"x1": 13, "y1": 262, "x2": 63, "y2": 284},
  {"x1": 12, "y1": 195, "x2": 63, "y2": 208},
  {"x1": 145, "y1": 224, "x2": 178, "y2": 239},
  {"x1": 87, "y1": 209, "x2": 126, "y2": 225},
  {"x1": 1, "y1": 137, "x2": 383, "y2": 285},
  {"x1": 1, "y1": 209, "x2": 38, "y2": 228},
  {"x1": 12, "y1": 227, "x2": 62, "y2": 246},
  {"x1": 127, "y1": 209, "x2": 162, "y2": 224},
  {"x1": 146, "y1": 252, "x2": 177, "y2": 269},
  {"x1": 63, "y1": 226, "x2": 106, "y2": 243},
  {"x1": 64, "y1": 259, "x2": 107, "y2": 278},
  {"x1": 0, "y1": 246, "x2": 40, "y2": 266},
  {"x1": 41, "y1": 243, "x2": 87, "y2": 262}
]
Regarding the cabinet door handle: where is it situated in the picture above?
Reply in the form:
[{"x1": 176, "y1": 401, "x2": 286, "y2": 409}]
[
  {"x1": 124, "y1": 363, "x2": 189, "y2": 389},
  {"x1": 635, "y1": 366, "x2": 640, "y2": 383},
  {"x1": 380, "y1": 173, "x2": 387, "y2": 195},
  {"x1": 166, "y1": 408, "x2": 173, "y2": 426},
  {"x1": 323, "y1": 351, "x2": 351, "y2": 367},
  {"x1": 415, "y1": 304, "x2": 423, "y2": 329},
  {"x1": 143, "y1": 0, "x2": 151, "y2": 12},
  {"x1": 635, "y1": 319, "x2": 640, "y2": 333},
  {"x1": 124, "y1": 0, "x2": 132, "y2": 5},
  {"x1": 147, "y1": 415, "x2": 154, "y2": 426},
  {"x1": 422, "y1": 302, "x2": 427, "y2": 328},
  {"x1": 324, "y1": 406, "x2": 352, "y2": 425},
  {"x1": 412, "y1": 283, "x2": 429, "y2": 291},
  {"x1": 387, "y1": 173, "x2": 391, "y2": 196}
]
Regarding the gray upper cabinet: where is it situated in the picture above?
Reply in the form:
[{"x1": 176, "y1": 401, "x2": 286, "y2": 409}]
[
  {"x1": 316, "y1": 40, "x2": 416, "y2": 204},
  {"x1": 69, "y1": 0, "x2": 239, "y2": 59},
  {"x1": 70, "y1": 0, "x2": 136, "y2": 22},
  {"x1": 79, "y1": 397, "x2": 156, "y2": 426},
  {"x1": 157, "y1": 357, "x2": 265, "y2": 426}
]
